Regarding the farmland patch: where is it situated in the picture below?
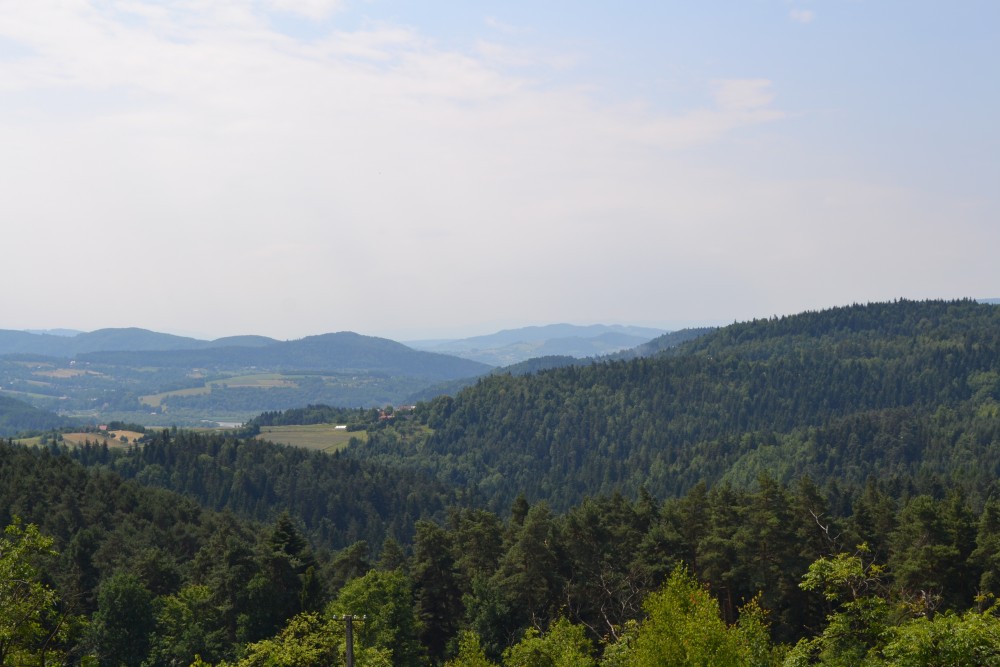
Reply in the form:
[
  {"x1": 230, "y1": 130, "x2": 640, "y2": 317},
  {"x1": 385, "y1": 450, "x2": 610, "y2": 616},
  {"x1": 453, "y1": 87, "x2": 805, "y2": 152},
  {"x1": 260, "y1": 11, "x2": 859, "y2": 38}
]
[{"x1": 253, "y1": 424, "x2": 366, "y2": 452}]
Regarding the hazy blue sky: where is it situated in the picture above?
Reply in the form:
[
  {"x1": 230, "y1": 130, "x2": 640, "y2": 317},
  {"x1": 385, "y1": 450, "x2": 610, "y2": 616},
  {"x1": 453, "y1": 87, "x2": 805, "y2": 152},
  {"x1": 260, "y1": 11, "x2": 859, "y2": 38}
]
[{"x1": 2, "y1": 1, "x2": 997, "y2": 340}]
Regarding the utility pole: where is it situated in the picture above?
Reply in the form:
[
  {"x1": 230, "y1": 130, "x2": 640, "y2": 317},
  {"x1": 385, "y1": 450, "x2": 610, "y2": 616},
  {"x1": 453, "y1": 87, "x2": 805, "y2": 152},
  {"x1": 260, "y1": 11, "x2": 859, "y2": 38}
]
[
  {"x1": 345, "y1": 615, "x2": 355, "y2": 667},
  {"x1": 333, "y1": 614, "x2": 365, "y2": 667}
]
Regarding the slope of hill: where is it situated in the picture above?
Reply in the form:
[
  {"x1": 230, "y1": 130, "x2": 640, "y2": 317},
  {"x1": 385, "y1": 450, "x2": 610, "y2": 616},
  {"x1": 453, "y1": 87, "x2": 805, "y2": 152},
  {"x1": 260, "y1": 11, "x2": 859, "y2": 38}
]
[
  {"x1": 79, "y1": 331, "x2": 491, "y2": 380},
  {"x1": 23, "y1": 328, "x2": 82, "y2": 337},
  {"x1": 0, "y1": 395, "x2": 72, "y2": 436},
  {"x1": 404, "y1": 355, "x2": 582, "y2": 403},
  {"x1": 0, "y1": 329, "x2": 73, "y2": 356},
  {"x1": 403, "y1": 328, "x2": 711, "y2": 403},
  {"x1": 347, "y1": 299, "x2": 1000, "y2": 511},
  {"x1": 407, "y1": 323, "x2": 666, "y2": 366},
  {"x1": 606, "y1": 326, "x2": 716, "y2": 360}
]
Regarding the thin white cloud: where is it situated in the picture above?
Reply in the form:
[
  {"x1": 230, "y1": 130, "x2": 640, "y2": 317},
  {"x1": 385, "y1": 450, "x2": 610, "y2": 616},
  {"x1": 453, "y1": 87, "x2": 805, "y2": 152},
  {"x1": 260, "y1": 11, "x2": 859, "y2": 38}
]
[
  {"x1": 484, "y1": 15, "x2": 529, "y2": 35},
  {"x1": 475, "y1": 39, "x2": 581, "y2": 72},
  {"x1": 476, "y1": 40, "x2": 540, "y2": 68},
  {"x1": 712, "y1": 78, "x2": 776, "y2": 111},
  {"x1": 266, "y1": 0, "x2": 342, "y2": 20},
  {"x1": 790, "y1": 9, "x2": 816, "y2": 24}
]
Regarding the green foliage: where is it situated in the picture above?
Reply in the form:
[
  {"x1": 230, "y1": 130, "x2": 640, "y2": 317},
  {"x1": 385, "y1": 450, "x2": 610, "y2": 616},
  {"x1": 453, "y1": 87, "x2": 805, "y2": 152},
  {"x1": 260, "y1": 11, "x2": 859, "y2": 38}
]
[
  {"x1": 229, "y1": 612, "x2": 340, "y2": 667},
  {"x1": 89, "y1": 571, "x2": 156, "y2": 667},
  {"x1": 494, "y1": 503, "x2": 564, "y2": 629},
  {"x1": 502, "y1": 617, "x2": 595, "y2": 667},
  {"x1": 789, "y1": 548, "x2": 891, "y2": 666},
  {"x1": 411, "y1": 520, "x2": 463, "y2": 661},
  {"x1": 445, "y1": 631, "x2": 498, "y2": 667},
  {"x1": 559, "y1": 493, "x2": 655, "y2": 636},
  {"x1": 329, "y1": 569, "x2": 424, "y2": 667},
  {"x1": 788, "y1": 550, "x2": 1000, "y2": 666},
  {"x1": 798, "y1": 548, "x2": 885, "y2": 603},
  {"x1": 617, "y1": 567, "x2": 781, "y2": 667},
  {"x1": 973, "y1": 499, "x2": 1000, "y2": 596},
  {"x1": 65, "y1": 428, "x2": 457, "y2": 550},
  {"x1": 0, "y1": 519, "x2": 66, "y2": 666},
  {"x1": 228, "y1": 609, "x2": 395, "y2": 667},
  {"x1": 237, "y1": 531, "x2": 317, "y2": 652},
  {"x1": 879, "y1": 605, "x2": 1000, "y2": 666},
  {"x1": 145, "y1": 584, "x2": 228, "y2": 666},
  {"x1": 889, "y1": 493, "x2": 978, "y2": 610}
]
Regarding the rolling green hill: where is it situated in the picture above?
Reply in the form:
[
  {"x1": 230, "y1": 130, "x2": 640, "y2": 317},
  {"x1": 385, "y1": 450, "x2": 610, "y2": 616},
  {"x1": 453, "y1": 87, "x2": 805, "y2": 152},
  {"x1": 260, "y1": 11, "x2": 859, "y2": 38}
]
[
  {"x1": 0, "y1": 331, "x2": 493, "y2": 425},
  {"x1": 10, "y1": 298, "x2": 1000, "y2": 666},
  {"x1": 347, "y1": 299, "x2": 1000, "y2": 511},
  {"x1": 77, "y1": 331, "x2": 491, "y2": 379},
  {"x1": 0, "y1": 394, "x2": 72, "y2": 436},
  {"x1": 0, "y1": 327, "x2": 269, "y2": 357}
]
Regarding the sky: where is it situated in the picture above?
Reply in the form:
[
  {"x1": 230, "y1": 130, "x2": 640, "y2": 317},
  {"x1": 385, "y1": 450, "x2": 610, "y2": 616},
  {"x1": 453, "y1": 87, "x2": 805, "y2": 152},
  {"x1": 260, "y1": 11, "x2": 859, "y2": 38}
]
[{"x1": 1, "y1": 1, "x2": 998, "y2": 341}]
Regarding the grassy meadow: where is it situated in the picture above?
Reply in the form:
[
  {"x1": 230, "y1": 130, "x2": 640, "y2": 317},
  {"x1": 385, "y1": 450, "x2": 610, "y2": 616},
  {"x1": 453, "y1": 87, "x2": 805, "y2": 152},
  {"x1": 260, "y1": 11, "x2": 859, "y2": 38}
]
[{"x1": 253, "y1": 423, "x2": 366, "y2": 452}]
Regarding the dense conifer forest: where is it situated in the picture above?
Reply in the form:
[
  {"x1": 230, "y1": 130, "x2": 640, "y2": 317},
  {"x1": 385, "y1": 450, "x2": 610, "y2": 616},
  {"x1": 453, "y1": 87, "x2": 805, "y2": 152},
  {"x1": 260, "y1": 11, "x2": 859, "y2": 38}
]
[
  {"x1": 354, "y1": 299, "x2": 1000, "y2": 511},
  {"x1": 5, "y1": 299, "x2": 1000, "y2": 665}
]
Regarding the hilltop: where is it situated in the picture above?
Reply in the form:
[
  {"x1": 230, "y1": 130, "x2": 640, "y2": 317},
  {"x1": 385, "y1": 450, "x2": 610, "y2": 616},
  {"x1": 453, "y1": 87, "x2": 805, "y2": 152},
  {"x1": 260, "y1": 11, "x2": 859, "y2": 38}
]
[{"x1": 0, "y1": 327, "x2": 277, "y2": 357}]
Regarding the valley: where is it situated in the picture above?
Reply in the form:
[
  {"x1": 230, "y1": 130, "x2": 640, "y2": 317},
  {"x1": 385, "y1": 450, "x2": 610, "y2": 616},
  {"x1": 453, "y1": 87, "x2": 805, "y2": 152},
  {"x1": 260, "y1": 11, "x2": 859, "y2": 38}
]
[
  {"x1": 0, "y1": 324, "x2": 676, "y2": 429},
  {"x1": 4, "y1": 298, "x2": 1000, "y2": 665}
]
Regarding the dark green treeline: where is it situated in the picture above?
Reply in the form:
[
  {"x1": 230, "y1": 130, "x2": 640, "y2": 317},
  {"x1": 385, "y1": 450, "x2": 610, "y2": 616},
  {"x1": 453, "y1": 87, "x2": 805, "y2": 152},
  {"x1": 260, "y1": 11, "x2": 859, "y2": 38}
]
[{"x1": 6, "y1": 436, "x2": 1000, "y2": 664}]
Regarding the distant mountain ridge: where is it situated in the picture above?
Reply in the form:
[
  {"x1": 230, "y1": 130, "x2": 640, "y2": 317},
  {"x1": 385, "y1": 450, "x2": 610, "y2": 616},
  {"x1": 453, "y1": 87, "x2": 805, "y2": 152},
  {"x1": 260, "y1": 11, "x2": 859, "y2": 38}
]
[
  {"x1": 69, "y1": 331, "x2": 491, "y2": 381},
  {"x1": 0, "y1": 327, "x2": 279, "y2": 357},
  {"x1": 0, "y1": 328, "x2": 491, "y2": 425},
  {"x1": 406, "y1": 323, "x2": 667, "y2": 366},
  {"x1": 0, "y1": 323, "x2": 682, "y2": 425},
  {"x1": 23, "y1": 328, "x2": 83, "y2": 337}
]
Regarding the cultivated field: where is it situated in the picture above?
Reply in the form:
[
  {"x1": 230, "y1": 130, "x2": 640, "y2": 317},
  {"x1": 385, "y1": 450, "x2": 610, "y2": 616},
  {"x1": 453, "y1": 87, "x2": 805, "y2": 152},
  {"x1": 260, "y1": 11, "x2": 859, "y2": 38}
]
[
  {"x1": 140, "y1": 374, "x2": 300, "y2": 408},
  {"x1": 141, "y1": 386, "x2": 210, "y2": 408},
  {"x1": 64, "y1": 430, "x2": 145, "y2": 446},
  {"x1": 253, "y1": 424, "x2": 366, "y2": 452},
  {"x1": 219, "y1": 374, "x2": 298, "y2": 389}
]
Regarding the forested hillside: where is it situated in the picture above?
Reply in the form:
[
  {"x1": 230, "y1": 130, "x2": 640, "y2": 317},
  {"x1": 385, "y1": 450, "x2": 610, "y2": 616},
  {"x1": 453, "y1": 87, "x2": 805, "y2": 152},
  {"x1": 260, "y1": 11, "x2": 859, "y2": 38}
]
[
  {"x1": 350, "y1": 299, "x2": 1000, "y2": 511},
  {"x1": 603, "y1": 326, "x2": 715, "y2": 360},
  {"x1": 9, "y1": 437, "x2": 1000, "y2": 666},
  {"x1": 7, "y1": 298, "x2": 1000, "y2": 665},
  {"x1": 0, "y1": 394, "x2": 73, "y2": 436},
  {"x1": 65, "y1": 429, "x2": 457, "y2": 550}
]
